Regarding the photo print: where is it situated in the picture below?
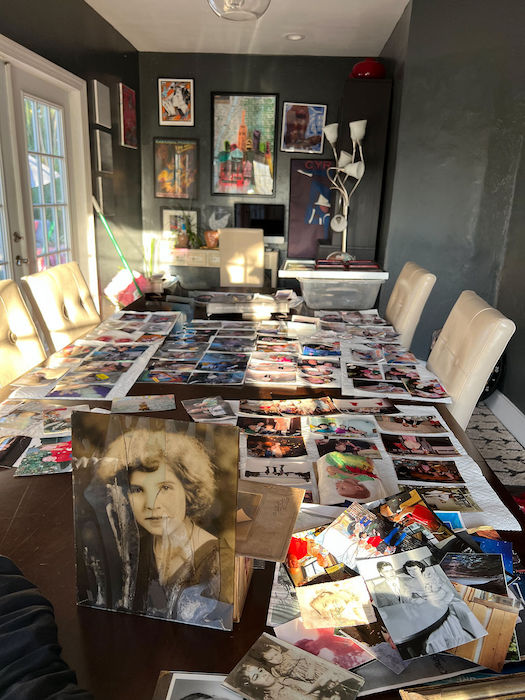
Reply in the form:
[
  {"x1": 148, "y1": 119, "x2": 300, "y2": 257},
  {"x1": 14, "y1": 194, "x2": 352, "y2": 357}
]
[
  {"x1": 334, "y1": 398, "x2": 399, "y2": 415},
  {"x1": 286, "y1": 527, "x2": 345, "y2": 588},
  {"x1": 308, "y1": 415, "x2": 377, "y2": 438},
  {"x1": 223, "y1": 633, "x2": 364, "y2": 700},
  {"x1": 182, "y1": 396, "x2": 235, "y2": 422},
  {"x1": 439, "y1": 552, "x2": 508, "y2": 596},
  {"x1": 317, "y1": 452, "x2": 386, "y2": 505},
  {"x1": 15, "y1": 437, "x2": 72, "y2": 476},
  {"x1": 403, "y1": 484, "x2": 481, "y2": 512},
  {"x1": 266, "y1": 563, "x2": 301, "y2": 627},
  {"x1": 0, "y1": 435, "x2": 32, "y2": 468},
  {"x1": 155, "y1": 672, "x2": 240, "y2": 700},
  {"x1": 337, "y1": 614, "x2": 409, "y2": 675},
  {"x1": 110, "y1": 395, "x2": 176, "y2": 414},
  {"x1": 393, "y1": 458, "x2": 464, "y2": 483},
  {"x1": 352, "y1": 379, "x2": 409, "y2": 397},
  {"x1": 188, "y1": 371, "x2": 245, "y2": 385},
  {"x1": 237, "y1": 416, "x2": 302, "y2": 436},
  {"x1": 314, "y1": 437, "x2": 379, "y2": 459},
  {"x1": 196, "y1": 352, "x2": 250, "y2": 372},
  {"x1": 403, "y1": 378, "x2": 448, "y2": 400},
  {"x1": 295, "y1": 577, "x2": 375, "y2": 629},
  {"x1": 357, "y1": 546, "x2": 487, "y2": 660},
  {"x1": 245, "y1": 369, "x2": 297, "y2": 385},
  {"x1": 242, "y1": 459, "x2": 315, "y2": 488},
  {"x1": 346, "y1": 364, "x2": 383, "y2": 381},
  {"x1": 381, "y1": 433, "x2": 461, "y2": 457},
  {"x1": 72, "y1": 413, "x2": 238, "y2": 630},
  {"x1": 246, "y1": 435, "x2": 308, "y2": 459},
  {"x1": 383, "y1": 365, "x2": 420, "y2": 382},
  {"x1": 375, "y1": 413, "x2": 447, "y2": 434},
  {"x1": 11, "y1": 366, "x2": 70, "y2": 387}
]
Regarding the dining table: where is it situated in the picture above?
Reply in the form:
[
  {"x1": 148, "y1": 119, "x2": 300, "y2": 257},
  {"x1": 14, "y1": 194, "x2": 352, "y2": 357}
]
[{"x1": 1, "y1": 296, "x2": 524, "y2": 700}]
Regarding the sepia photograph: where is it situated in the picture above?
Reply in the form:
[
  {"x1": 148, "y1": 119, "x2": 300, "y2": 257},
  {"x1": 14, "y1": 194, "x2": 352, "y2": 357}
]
[{"x1": 295, "y1": 576, "x2": 376, "y2": 629}]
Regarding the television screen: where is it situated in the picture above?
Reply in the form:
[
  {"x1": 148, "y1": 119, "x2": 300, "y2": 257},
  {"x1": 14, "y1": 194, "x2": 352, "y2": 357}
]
[{"x1": 234, "y1": 203, "x2": 285, "y2": 244}]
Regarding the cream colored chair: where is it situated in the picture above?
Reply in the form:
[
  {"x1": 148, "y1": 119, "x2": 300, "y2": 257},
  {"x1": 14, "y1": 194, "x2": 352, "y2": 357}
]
[
  {"x1": 427, "y1": 290, "x2": 515, "y2": 430},
  {"x1": 385, "y1": 262, "x2": 436, "y2": 349},
  {"x1": 218, "y1": 228, "x2": 264, "y2": 287},
  {"x1": 0, "y1": 279, "x2": 46, "y2": 386},
  {"x1": 21, "y1": 262, "x2": 100, "y2": 353}
]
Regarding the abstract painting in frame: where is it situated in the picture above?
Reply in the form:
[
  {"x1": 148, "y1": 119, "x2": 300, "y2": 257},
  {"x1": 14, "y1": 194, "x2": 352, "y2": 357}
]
[
  {"x1": 154, "y1": 138, "x2": 198, "y2": 199},
  {"x1": 287, "y1": 158, "x2": 334, "y2": 258},
  {"x1": 118, "y1": 83, "x2": 138, "y2": 149},
  {"x1": 72, "y1": 412, "x2": 239, "y2": 631},
  {"x1": 280, "y1": 102, "x2": 327, "y2": 154},
  {"x1": 212, "y1": 92, "x2": 277, "y2": 196},
  {"x1": 158, "y1": 78, "x2": 194, "y2": 126}
]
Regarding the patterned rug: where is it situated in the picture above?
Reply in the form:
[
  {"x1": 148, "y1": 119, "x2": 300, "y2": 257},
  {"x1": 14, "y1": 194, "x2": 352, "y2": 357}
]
[{"x1": 466, "y1": 404, "x2": 525, "y2": 487}]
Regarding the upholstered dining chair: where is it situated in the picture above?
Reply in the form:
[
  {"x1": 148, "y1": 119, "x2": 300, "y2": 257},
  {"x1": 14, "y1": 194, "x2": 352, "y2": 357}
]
[
  {"x1": 218, "y1": 228, "x2": 264, "y2": 287},
  {"x1": 385, "y1": 261, "x2": 437, "y2": 349},
  {"x1": 21, "y1": 262, "x2": 100, "y2": 353},
  {"x1": 427, "y1": 290, "x2": 515, "y2": 430},
  {"x1": 0, "y1": 279, "x2": 46, "y2": 386}
]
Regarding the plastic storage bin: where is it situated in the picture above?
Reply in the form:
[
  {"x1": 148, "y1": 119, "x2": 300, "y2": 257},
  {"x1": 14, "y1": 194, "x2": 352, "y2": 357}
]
[{"x1": 299, "y1": 277, "x2": 385, "y2": 310}]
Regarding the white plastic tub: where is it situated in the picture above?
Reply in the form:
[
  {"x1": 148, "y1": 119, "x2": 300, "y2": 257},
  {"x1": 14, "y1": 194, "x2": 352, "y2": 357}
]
[{"x1": 299, "y1": 277, "x2": 386, "y2": 310}]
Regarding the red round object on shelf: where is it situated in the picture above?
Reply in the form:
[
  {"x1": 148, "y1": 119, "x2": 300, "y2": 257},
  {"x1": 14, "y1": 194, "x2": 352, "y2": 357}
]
[{"x1": 351, "y1": 58, "x2": 386, "y2": 79}]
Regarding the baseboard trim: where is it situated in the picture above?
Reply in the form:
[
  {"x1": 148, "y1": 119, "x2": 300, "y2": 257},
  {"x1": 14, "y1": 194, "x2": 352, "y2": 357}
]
[{"x1": 485, "y1": 390, "x2": 525, "y2": 449}]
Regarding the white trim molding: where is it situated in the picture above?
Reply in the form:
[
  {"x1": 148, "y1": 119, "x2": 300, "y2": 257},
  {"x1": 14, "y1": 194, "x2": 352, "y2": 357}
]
[{"x1": 485, "y1": 390, "x2": 525, "y2": 449}]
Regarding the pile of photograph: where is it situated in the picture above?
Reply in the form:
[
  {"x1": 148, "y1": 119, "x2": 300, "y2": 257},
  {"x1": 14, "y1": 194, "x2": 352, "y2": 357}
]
[{"x1": 0, "y1": 310, "x2": 182, "y2": 476}]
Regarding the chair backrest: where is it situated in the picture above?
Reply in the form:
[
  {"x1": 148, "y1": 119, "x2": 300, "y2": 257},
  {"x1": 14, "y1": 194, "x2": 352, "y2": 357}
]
[
  {"x1": 385, "y1": 261, "x2": 436, "y2": 349},
  {"x1": 0, "y1": 279, "x2": 46, "y2": 386},
  {"x1": 218, "y1": 228, "x2": 264, "y2": 287},
  {"x1": 427, "y1": 290, "x2": 515, "y2": 430},
  {"x1": 21, "y1": 262, "x2": 100, "y2": 353}
]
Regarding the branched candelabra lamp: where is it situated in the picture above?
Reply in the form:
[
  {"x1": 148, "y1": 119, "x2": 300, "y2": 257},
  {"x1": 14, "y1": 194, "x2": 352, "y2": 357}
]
[{"x1": 323, "y1": 120, "x2": 367, "y2": 255}]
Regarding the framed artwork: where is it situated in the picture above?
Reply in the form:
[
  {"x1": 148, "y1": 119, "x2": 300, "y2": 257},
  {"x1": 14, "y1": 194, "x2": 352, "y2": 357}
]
[
  {"x1": 118, "y1": 83, "x2": 138, "y2": 149},
  {"x1": 90, "y1": 79, "x2": 111, "y2": 129},
  {"x1": 154, "y1": 138, "x2": 198, "y2": 199},
  {"x1": 94, "y1": 129, "x2": 113, "y2": 173},
  {"x1": 202, "y1": 204, "x2": 232, "y2": 230},
  {"x1": 158, "y1": 78, "x2": 194, "y2": 126},
  {"x1": 280, "y1": 102, "x2": 327, "y2": 154},
  {"x1": 161, "y1": 208, "x2": 198, "y2": 238},
  {"x1": 212, "y1": 92, "x2": 277, "y2": 196},
  {"x1": 287, "y1": 158, "x2": 334, "y2": 258},
  {"x1": 96, "y1": 175, "x2": 115, "y2": 216}
]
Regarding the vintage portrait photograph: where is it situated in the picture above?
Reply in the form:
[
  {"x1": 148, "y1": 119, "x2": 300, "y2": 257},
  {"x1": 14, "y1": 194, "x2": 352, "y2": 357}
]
[
  {"x1": 157, "y1": 671, "x2": 240, "y2": 700},
  {"x1": 295, "y1": 577, "x2": 375, "y2": 629},
  {"x1": 280, "y1": 102, "x2": 327, "y2": 153},
  {"x1": 158, "y1": 78, "x2": 194, "y2": 126},
  {"x1": 72, "y1": 413, "x2": 238, "y2": 630},
  {"x1": 357, "y1": 547, "x2": 487, "y2": 660},
  {"x1": 223, "y1": 633, "x2": 364, "y2": 700}
]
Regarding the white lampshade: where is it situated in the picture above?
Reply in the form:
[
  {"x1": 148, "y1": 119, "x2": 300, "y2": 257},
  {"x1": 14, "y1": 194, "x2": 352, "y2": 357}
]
[
  {"x1": 323, "y1": 123, "x2": 339, "y2": 146},
  {"x1": 208, "y1": 0, "x2": 271, "y2": 21},
  {"x1": 341, "y1": 161, "x2": 365, "y2": 179},
  {"x1": 349, "y1": 119, "x2": 367, "y2": 143},
  {"x1": 337, "y1": 150, "x2": 353, "y2": 168},
  {"x1": 330, "y1": 214, "x2": 347, "y2": 232}
]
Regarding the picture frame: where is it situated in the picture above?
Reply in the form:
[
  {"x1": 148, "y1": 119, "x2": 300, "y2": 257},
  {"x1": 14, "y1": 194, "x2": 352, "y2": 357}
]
[
  {"x1": 90, "y1": 79, "x2": 111, "y2": 129},
  {"x1": 211, "y1": 92, "x2": 277, "y2": 196},
  {"x1": 94, "y1": 129, "x2": 113, "y2": 173},
  {"x1": 154, "y1": 138, "x2": 198, "y2": 199},
  {"x1": 161, "y1": 207, "x2": 198, "y2": 239},
  {"x1": 158, "y1": 78, "x2": 194, "y2": 126},
  {"x1": 118, "y1": 83, "x2": 138, "y2": 149},
  {"x1": 280, "y1": 102, "x2": 327, "y2": 154}
]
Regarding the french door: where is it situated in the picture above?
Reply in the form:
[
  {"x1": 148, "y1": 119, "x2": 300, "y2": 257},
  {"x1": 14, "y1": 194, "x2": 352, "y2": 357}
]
[{"x1": 0, "y1": 33, "x2": 97, "y2": 302}]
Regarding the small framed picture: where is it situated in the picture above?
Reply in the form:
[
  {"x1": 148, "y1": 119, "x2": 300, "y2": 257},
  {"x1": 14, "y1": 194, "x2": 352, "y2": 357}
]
[
  {"x1": 202, "y1": 204, "x2": 232, "y2": 230},
  {"x1": 90, "y1": 79, "x2": 111, "y2": 129},
  {"x1": 154, "y1": 138, "x2": 198, "y2": 199},
  {"x1": 94, "y1": 129, "x2": 113, "y2": 173},
  {"x1": 161, "y1": 208, "x2": 198, "y2": 238},
  {"x1": 158, "y1": 78, "x2": 194, "y2": 126},
  {"x1": 118, "y1": 83, "x2": 138, "y2": 149},
  {"x1": 280, "y1": 102, "x2": 327, "y2": 154}
]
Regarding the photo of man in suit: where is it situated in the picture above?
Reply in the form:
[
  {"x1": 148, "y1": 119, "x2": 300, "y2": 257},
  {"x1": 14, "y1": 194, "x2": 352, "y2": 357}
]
[{"x1": 372, "y1": 561, "x2": 411, "y2": 607}]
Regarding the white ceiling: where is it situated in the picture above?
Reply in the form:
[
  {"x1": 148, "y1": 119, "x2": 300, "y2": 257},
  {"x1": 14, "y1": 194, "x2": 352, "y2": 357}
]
[{"x1": 84, "y1": 0, "x2": 410, "y2": 56}]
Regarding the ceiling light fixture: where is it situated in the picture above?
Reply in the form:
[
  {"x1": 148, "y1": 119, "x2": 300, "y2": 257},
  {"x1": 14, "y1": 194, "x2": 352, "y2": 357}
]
[
  {"x1": 208, "y1": 0, "x2": 271, "y2": 21},
  {"x1": 285, "y1": 33, "x2": 305, "y2": 41}
]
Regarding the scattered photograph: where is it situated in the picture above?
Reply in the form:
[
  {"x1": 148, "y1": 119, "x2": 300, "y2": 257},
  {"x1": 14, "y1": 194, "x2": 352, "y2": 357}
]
[
  {"x1": 308, "y1": 415, "x2": 377, "y2": 438},
  {"x1": 383, "y1": 365, "x2": 420, "y2": 382},
  {"x1": 353, "y1": 379, "x2": 409, "y2": 397},
  {"x1": 298, "y1": 358, "x2": 339, "y2": 373},
  {"x1": 280, "y1": 102, "x2": 327, "y2": 154},
  {"x1": 403, "y1": 378, "x2": 449, "y2": 400},
  {"x1": 0, "y1": 404, "x2": 42, "y2": 432},
  {"x1": 111, "y1": 395, "x2": 176, "y2": 413},
  {"x1": 209, "y1": 338, "x2": 255, "y2": 353},
  {"x1": 154, "y1": 348, "x2": 206, "y2": 362},
  {"x1": 249, "y1": 358, "x2": 297, "y2": 373},
  {"x1": 381, "y1": 433, "x2": 460, "y2": 457},
  {"x1": 357, "y1": 546, "x2": 487, "y2": 660},
  {"x1": 256, "y1": 341, "x2": 300, "y2": 354},
  {"x1": 314, "y1": 437, "x2": 379, "y2": 458},
  {"x1": 337, "y1": 614, "x2": 409, "y2": 675},
  {"x1": 275, "y1": 617, "x2": 374, "y2": 671},
  {"x1": 139, "y1": 369, "x2": 191, "y2": 384},
  {"x1": 15, "y1": 437, "x2": 72, "y2": 476},
  {"x1": 440, "y1": 552, "x2": 508, "y2": 596},
  {"x1": 250, "y1": 351, "x2": 297, "y2": 365},
  {"x1": 237, "y1": 416, "x2": 302, "y2": 436},
  {"x1": 301, "y1": 341, "x2": 340, "y2": 356},
  {"x1": 316, "y1": 453, "x2": 386, "y2": 505},
  {"x1": 72, "y1": 414, "x2": 238, "y2": 630},
  {"x1": 247, "y1": 435, "x2": 308, "y2": 459},
  {"x1": 196, "y1": 352, "x2": 250, "y2": 372},
  {"x1": 242, "y1": 459, "x2": 314, "y2": 486},
  {"x1": 266, "y1": 563, "x2": 301, "y2": 627},
  {"x1": 182, "y1": 396, "x2": 235, "y2": 422},
  {"x1": 334, "y1": 398, "x2": 398, "y2": 415},
  {"x1": 88, "y1": 344, "x2": 150, "y2": 362},
  {"x1": 346, "y1": 364, "x2": 383, "y2": 381},
  {"x1": 47, "y1": 382, "x2": 114, "y2": 399},
  {"x1": 42, "y1": 404, "x2": 88, "y2": 436},
  {"x1": 278, "y1": 397, "x2": 338, "y2": 416},
  {"x1": 384, "y1": 349, "x2": 417, "y2": 364},
  {"x1": 350, "y1": 347, "x2": 383, "y2": 364},
  {"x1": 449, "y1": 583, "x2": 520, "y2": 671},
  {"x1": 286, "y1": 527, "x2": 344, "y2": 587},
  {"x1": 223, "y1": 633, "x2": 364, "y2": 700},
  {"x1": 405, "y1": 484, "x2": 481, "y2": 512},
  {"x1": 11, "y1": 366, "x2": 69, "y2": 387},
  {"x1": 188, "y1": 371, "x2": 245, "y2": 385},
  {"x1": 155, "y1": 671, "x2": 239, "y2": 700},
  {"x1": 295, "y1": 576, "x2": 375, "y2": 629},
  {"x1": 375, "y1": 413, "x2": 447, "y2": 434},
  {"x1": 0, "y1": 435, "x2": 32, "y2": 468},
  {"x1": 393, "y1": 458, "x2": 464, "y2": 483},
  {"x1": 245, "y1": 369, "x2": 297, "y2": 385}
]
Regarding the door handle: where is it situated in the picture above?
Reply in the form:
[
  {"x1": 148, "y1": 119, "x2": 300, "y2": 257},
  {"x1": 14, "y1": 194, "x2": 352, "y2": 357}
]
[
  {"x1": 15, "y1": 255, "x2": 28, "y2": 266},
  {"x1": 13, "y1": 231, "x2": 22, "y2": 241}
]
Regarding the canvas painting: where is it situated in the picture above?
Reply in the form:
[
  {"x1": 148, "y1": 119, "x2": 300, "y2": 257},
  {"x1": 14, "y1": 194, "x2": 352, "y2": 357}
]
[
  {"x1": 281, "y1": 102, "x2": 327, "y2": 154},
  {"x1": 288, "y1": 158, "x2": 334, "y2": 258},
  {"x1": 158, "y1": 78, "x2": 194, "y2": 126},
  {"x1": 72, "y1": 413, "x2": 238, "y2": 630},
  {"x1": 223, "y1": 633, "x2": 364, "y2": 700},
  {"x1": 154, "y1": 138, "x2": 198, "y2": 199},
  {"x1": 212, "y1": 93, "x2": 277, "y2": 195},
  {"x1": 119, "y1": 83, "x2": 137, "y2": 149}
]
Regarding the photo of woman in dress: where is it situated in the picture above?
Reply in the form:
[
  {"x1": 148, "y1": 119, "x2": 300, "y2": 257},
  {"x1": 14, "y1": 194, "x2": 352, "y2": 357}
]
[{"x1": 72, "y1": 414, "x2": 237, "y2": 631}]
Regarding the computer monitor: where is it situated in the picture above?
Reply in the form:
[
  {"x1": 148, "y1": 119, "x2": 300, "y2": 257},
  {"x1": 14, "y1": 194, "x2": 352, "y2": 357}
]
[{"x1": 234, "y1": 203, "x2": 285, "y2": 245}]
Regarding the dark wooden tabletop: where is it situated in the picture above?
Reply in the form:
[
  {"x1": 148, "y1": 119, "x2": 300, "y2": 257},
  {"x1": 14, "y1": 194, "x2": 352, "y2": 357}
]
[{"x1": 1, "y1": 300, "x2": 524, "y2": 699}]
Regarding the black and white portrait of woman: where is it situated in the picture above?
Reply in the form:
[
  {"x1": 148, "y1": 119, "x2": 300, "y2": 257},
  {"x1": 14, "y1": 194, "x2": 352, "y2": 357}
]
[{"x1": 72, "y1": 413, "x2": 238, "y2": 630}]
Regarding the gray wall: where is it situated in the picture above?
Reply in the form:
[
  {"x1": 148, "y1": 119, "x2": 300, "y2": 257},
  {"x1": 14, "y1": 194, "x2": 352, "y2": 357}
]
[
  {"x1": 0, "y1": 0, "x2": 141, "y2": 307},
  {"x1": 377, "y1": 0, "x2": 525, "y2": 392},
  {"x1": 139, "y1": 52, "x2": 358, "y2": 262}
]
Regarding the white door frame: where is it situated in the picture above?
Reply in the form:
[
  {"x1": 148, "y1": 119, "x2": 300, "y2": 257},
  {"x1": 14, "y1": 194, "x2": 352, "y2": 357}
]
[{"x1": 0, "y1": 32, "x2": 98, "y2": 309}]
